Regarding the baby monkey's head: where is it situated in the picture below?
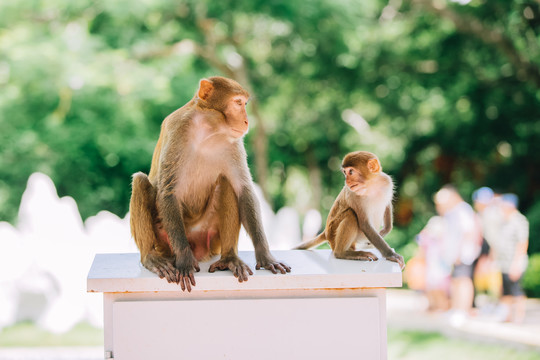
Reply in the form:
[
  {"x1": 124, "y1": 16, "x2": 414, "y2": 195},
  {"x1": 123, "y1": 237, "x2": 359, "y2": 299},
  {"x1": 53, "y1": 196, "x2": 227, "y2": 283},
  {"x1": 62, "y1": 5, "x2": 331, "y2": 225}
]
[{"x1": 341, "y1": 151, "x2": 382, "y2": 196}]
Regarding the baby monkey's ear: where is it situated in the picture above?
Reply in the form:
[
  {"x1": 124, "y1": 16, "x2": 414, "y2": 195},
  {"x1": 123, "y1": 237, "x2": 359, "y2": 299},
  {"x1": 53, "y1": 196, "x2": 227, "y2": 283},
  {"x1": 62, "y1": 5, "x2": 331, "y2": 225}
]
[
  {"x1": 197, "y1": 79, "x2": 214, "y2": 100},
  {"x1": 367, "y1": 158, "x2": 381, "y2": 173}
]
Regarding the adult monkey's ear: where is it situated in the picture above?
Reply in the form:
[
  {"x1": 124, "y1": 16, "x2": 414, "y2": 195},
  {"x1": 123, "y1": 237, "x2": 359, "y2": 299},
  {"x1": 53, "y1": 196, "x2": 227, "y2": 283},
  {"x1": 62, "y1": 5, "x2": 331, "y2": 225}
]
[
  {"x1": 197, "y1": 79, "x2": 214, "y2": 100},
  {"x1": 367, "y1": 158, "x2": 381, "y2": 173}
]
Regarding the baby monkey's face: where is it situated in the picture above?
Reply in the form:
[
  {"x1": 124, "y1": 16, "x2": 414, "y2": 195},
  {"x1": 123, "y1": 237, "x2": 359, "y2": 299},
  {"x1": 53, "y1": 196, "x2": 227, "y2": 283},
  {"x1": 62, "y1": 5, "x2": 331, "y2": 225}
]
[{"x1": 342, "y1": 166, "x2": 367, "y2": 196}]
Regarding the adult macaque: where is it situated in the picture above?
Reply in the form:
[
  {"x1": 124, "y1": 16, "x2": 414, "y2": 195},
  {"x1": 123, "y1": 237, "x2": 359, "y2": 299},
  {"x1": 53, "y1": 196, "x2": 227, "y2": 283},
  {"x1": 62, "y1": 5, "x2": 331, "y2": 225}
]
[
  {"x1": 294, "y1": 151, "x2": 404, "y2": 269},
  {"x1": 130, "y1": 76, "x2": 290, "y2": 291}
]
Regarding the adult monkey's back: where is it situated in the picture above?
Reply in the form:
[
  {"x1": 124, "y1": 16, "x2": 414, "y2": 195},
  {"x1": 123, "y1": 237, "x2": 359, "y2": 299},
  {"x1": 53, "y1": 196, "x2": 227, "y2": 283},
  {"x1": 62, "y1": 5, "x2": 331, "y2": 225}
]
[{"x1": 129, "y1": 76, "x2": 291, "y2": 292}]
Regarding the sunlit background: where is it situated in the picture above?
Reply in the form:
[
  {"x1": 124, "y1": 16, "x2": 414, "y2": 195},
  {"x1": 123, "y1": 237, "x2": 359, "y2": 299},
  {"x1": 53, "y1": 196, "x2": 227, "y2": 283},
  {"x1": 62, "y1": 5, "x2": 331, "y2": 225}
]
[{"x1": 0, "y1": 0, "x2": 539, "y2": 358}]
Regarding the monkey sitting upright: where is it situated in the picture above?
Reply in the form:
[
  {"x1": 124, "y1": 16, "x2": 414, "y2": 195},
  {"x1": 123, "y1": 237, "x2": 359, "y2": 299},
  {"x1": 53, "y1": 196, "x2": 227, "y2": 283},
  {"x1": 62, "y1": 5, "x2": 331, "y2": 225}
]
[
  {"x1": 294, "y1": 151, "x2": 404, "y2": 269},
  {"x1": 129, "y1": 76, "x2": 290, "y2": 292}
]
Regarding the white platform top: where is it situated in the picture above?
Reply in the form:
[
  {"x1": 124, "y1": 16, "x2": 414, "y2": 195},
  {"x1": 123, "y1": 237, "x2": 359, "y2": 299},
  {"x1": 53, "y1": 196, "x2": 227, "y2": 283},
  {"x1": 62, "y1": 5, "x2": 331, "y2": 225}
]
[{"x1": 87, "y1": 250, "x2": 402, "y2": 293}]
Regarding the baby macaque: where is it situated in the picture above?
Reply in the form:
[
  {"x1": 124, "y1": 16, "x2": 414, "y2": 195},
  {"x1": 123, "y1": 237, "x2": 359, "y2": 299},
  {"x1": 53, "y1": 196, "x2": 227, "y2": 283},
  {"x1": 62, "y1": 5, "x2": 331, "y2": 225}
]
[{"x1": 294, "y1": 151, "x2": 404, "y2": 269}]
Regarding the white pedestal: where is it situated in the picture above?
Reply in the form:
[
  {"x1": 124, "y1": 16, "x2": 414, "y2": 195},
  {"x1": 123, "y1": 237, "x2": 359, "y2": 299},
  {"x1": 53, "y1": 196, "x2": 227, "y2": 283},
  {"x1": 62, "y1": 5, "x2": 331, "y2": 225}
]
[{"x1": 87, "y1": 250, "x2": 402, "y2": 360}]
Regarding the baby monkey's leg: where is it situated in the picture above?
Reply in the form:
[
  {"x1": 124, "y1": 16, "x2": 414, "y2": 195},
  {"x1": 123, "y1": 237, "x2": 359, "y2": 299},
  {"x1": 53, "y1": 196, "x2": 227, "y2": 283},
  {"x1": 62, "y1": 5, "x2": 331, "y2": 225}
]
[{"x1": 332, "y1": 210, "x2": 378, "y2": 261}]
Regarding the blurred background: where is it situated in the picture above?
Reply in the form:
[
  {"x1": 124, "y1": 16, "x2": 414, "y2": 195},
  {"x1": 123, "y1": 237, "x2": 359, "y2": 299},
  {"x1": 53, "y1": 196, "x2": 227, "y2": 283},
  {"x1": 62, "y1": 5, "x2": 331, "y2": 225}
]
[{"x1": 0, "y1": 0, "x2": 539, "y2": 358}]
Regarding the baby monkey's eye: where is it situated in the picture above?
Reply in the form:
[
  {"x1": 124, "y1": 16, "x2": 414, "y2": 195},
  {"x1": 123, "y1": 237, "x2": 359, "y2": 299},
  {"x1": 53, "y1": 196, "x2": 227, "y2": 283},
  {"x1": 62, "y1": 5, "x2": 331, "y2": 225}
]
[{"x1": 349, "y1": 169, "x2": 353, "y2": 175}]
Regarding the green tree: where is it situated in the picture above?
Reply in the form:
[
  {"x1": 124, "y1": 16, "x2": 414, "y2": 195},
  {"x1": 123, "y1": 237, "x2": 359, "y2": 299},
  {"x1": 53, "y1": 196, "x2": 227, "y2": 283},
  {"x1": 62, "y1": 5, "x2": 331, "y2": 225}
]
[{"x1": 1, "y1": 0, "x2": 538, "y2": 267}]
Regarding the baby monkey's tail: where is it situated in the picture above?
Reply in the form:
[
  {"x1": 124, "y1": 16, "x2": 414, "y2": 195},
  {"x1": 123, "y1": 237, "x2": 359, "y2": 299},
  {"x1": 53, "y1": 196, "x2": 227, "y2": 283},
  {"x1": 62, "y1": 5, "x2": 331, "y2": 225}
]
[{"x1": 292, "y1": 233, "x2": 327, "y2": 250}]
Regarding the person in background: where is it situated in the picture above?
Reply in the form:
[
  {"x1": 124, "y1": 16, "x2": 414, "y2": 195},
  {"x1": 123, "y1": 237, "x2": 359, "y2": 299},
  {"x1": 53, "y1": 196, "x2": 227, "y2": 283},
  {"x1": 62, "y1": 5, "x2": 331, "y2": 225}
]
[
  {"x1": 471, "y1": 187, "x2": 502, "y2": 303},
  {"x1": 472, "y1": 187, "x2": 495, "y2": 239},
  {"x1": 484, "y1": 194, "x2": 529, "y2": 323},
  {"x1": 415, "y1": 216, "x2": 452, "y2": 312},
  {"x1": 434, "y1": 185, "x2": 483, "y2": 324}
]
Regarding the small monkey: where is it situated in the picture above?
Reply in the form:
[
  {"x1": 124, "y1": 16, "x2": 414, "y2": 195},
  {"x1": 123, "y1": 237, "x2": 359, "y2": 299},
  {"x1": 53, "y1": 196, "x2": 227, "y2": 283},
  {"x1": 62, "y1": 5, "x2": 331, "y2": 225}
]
[
  {"x1": 130, "y1": 76, "x2": 290, "y2": 291},
  {"x1": 294, "y1": 151, "x2": 404, "y2": 269}
]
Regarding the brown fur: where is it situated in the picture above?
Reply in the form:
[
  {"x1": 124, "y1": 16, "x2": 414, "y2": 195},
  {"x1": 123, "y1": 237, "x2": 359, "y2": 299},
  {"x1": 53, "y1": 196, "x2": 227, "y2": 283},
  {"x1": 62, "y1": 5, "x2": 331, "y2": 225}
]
[
  {"x1": 130, "y1": 76, "x2": 290, "y2": 291},
  {"x1": 294, "y1": 151, "x2": 404, "y2": 269}
]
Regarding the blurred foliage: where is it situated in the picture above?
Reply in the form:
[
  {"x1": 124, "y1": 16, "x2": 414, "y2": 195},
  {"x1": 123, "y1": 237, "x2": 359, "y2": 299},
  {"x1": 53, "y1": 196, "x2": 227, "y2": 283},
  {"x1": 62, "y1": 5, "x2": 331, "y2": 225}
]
[
  {"x1": 0, "y1": 1, "x2": 539, "y2": 272},
  {"x1": 0, "y1": 321, "x2": 103, "y2": 347},
  {"x1": 388, "y1": 329, "x2": 540, "y2": 360},
  {"x1": 523, "y1": 253, "x2": 540, "y2": 298}
]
